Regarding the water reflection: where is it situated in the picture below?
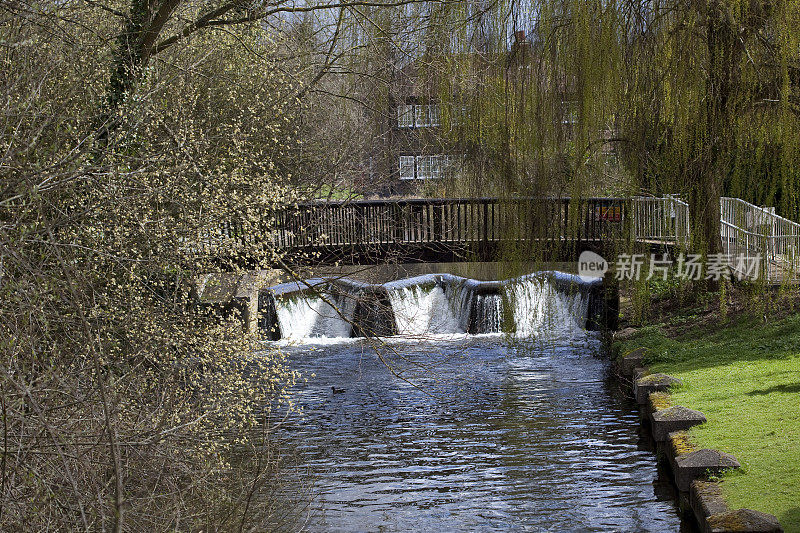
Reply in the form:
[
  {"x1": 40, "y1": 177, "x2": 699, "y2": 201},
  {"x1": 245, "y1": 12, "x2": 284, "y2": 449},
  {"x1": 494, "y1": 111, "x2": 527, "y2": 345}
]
[{"x1": 278, "y1": 335, "x2": 688, "y2": 532}]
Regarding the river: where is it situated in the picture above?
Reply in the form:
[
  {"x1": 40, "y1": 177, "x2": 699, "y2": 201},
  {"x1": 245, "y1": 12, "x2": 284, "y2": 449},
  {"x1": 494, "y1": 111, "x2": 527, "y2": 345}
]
[{"x1": 275, "y1": 334, "x2": 689, "y2": 532}]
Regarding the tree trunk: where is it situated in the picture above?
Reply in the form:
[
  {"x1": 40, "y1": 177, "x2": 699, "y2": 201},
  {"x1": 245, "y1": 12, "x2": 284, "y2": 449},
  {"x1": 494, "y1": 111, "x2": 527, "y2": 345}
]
[
  {"x1": 97, "y1": 0, "x2": 181, "y2": 148},
  {"x1": 690, "y1": 0, "x2": 746, "y2": 289}
]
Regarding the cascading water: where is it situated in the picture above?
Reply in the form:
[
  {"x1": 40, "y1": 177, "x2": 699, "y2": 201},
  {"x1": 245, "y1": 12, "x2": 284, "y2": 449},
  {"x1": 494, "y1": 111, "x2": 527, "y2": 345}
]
[
  {"x1": 444, "y1": 281, "x2": 475, "y2": 333},
  {"x1": 274, "y1": 291, "x2": 356, "y2": 340},
  {"x1": 386, "y1": 284, "x2": 463, "y2": 335},
  {"x1": 507, "y1": 276, "x2": 589, "y2": 337},
  {"x1": 261, "y1": 272, "x2": 599, "y2": 341},
  {"x1": 471, "y1": 293, "x2": 504, "y2": 333}
]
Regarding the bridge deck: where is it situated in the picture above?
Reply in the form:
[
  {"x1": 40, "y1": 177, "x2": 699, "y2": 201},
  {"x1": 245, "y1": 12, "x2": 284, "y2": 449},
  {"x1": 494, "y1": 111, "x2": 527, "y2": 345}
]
[
  {"x1": 203, "y1": 196, "x2": 799, "y2": 282},
  {"x1": 268, "y1": 197, "x2": 627, "y2": 263}
]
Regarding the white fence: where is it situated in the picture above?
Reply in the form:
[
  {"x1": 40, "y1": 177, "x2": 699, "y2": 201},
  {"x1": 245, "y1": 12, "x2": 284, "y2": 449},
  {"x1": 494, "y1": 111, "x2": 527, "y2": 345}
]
[
  {"x1": 720, "y1": 197, "x2": 800, "y2": 281},
  {"x1": 631, "y1": 196, "x2": 690, "y2": 248},
  {"x1": 633, "y1": 195, "x2": 800, "y2": 282}
]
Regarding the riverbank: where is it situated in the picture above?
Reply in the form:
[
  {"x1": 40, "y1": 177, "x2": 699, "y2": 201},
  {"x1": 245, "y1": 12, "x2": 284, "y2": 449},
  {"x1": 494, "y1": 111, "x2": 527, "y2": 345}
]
[{"x1": 615, "y1": 284, "x2": 800, "y2": 531}]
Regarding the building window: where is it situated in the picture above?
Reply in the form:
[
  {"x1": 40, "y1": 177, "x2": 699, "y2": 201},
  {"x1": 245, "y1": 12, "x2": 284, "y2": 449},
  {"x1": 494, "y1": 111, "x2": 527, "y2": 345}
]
[
  {"x1": 399, "y1": 156, "x2": 415, "y2": 180},
  {"x1": 414, "y1": 105, "x2": 429, "y2": 128},
  {"x1": 396, "y1": 104, "x2": 441, "y2": 128},
  {"x1": 397, "y1": 104, "x2": 414, "y2": 128},
  {"x1": 428, "y1": 104, "x2": 441, "y2": 127},
  {"x1": 400, "y1": 154, "x2": 460, "y2": 180},
  {"x1": 416, "y1": 155, "x2": 432, "y2": 179},
  {"x1": 430, "y1": 155, "x2": 442, "y2": 180}
]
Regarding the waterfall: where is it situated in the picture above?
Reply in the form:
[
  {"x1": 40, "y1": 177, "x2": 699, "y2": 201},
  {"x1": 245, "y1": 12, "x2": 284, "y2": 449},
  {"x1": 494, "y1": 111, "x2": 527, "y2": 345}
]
[
  {"x1": 507, "y1": 276, "x2": 589, "y2": 337},
  {"x1": 273, "y1": 291, "x2": 356, "y2": 340},
  {"x1": 260, "y1": 271, "x2": 599, "y2": 341},
  {"x1": 471, "y1": 293, "x2": 504, "y2": 334},
  {"x1": 443, "y1": 280, "x2": 475, "y2": 333},
  {"x1": 386, "y1": 284, "x2": 463, "y2": 335}
]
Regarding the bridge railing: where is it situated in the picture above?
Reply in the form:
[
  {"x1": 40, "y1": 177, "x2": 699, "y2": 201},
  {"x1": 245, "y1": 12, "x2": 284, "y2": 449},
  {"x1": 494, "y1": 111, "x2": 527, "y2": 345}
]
[
  {"x1": 720, "y1": 197, "x2": 800, "y2": 280},
  {"x1": 270, "y1": 197, "x2": 629, "y2": 251},
  {"x1": 190, "y1": 195, "x2": 800, "y2": 282},
  {"x1": 632, "y1": 195, "x2": 800, "y2": 280},
  {"x1": 631, "y1": 196, "x2": 690, "y2": 248}
]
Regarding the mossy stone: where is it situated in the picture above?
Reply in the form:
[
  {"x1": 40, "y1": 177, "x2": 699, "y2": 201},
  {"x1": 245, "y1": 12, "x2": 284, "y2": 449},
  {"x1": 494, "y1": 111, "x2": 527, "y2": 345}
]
[
  {"x1": 634, "y1": 373, "x2": 682, "y2": 404},
  {"x1": 651, "y1": 405, "x2": 706, "y2": 441},
  {"x1": 648, "y1": 391, "x2": 672, "y2": 412},
  {"x1": 708, "y1": 509, "x2": 783, "y2": 532},
  {"x1": 674, "y1": 449, "x2": 740, "y2": 491}
]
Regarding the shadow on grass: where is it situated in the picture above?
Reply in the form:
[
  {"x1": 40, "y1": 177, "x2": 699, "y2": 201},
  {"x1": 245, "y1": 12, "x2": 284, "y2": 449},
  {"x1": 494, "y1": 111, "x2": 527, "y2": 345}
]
[
  {"x1": 746, "y1": 383, "x2": 800, "y2": 396},
  {"x1": 625, "y1": 313, "x2": 800, "y2": 375},
  {"x1": 779, "y1": 507, "x2": 800, "y2": 532}
]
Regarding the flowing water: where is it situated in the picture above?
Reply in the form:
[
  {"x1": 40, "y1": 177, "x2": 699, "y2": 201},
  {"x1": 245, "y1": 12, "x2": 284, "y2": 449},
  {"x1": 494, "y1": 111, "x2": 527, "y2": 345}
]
[
  {"x1": 274, "y1": 292, "x2": 356, "y2": 340},
  {"x1": 386, "y1": 284, "x2": 463, "y2": 335},
  {"x1": 269, "y1": 273, "x2": 688, "y2": 531}
]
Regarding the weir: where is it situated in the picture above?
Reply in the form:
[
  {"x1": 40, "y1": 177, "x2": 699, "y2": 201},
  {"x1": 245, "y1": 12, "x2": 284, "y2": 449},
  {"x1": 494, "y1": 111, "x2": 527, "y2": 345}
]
[{"x1": 259, "y1": 271, "x2": 613, "y2": 341}]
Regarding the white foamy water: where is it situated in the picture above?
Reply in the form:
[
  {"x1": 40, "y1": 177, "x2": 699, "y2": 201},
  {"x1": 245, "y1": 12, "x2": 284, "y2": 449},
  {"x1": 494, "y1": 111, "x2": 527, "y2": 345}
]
[
  {"x1": 386, "y1": 285, "x2": 463, "y2": 335},
  {"x1": 507, "y1": 277, "x2": 588, "y2": 337},
  {"x1": 274, "y1": 293, "x2": 355, "y2": 339},
  {"x1": 265, "y1": 272, "x2": 594, "y2": 343},
  {"x1": 443, "y1": 282, "x2": 475, "y2": 333}
]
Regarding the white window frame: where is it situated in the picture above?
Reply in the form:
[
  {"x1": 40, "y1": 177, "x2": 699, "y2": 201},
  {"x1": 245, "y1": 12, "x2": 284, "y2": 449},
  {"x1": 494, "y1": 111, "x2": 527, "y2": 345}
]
[
  {"x1": 399, "y1": 155, "x2": 415, "y2": 180},
  {"x1": 428, "y1": 104, "x2": 441, "y2": 127},
  {"x1": 400, "y1": 154, "x2": 462, "y2": 181},
  {"x1": 398, "y1": 103, "x2": 442, "y2": 129},
  {"x1": 397, "y1": 104, "x2": 414, "y2": 128},
  {"x1": 416, "y1": 155, "x2": 447, "y2": 180},
  {"x1": 414, "y1": 105, "x2": 429, "y2": 127},
  {"x1": 430, "y1": 155, "x2": 444, "y2": 179},
  {"x1": 415, "y1": 155, "x2": 430, "y2": 179}
]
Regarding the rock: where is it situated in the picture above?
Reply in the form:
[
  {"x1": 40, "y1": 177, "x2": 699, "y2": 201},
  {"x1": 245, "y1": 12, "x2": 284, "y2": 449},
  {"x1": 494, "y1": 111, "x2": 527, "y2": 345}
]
[
  {"x1": 691, "y1": 482, "x2": 783, "y2": 533},
  {"x1": 674, "y1": 449, "x2": 740, "y2": 491},
  {"x1": 620, "y1": 347, "x2": 646, "y2": 376},
  {"x1": 665, "y1": 431, "x2": 697, "y2": 473},
  {"x1": 707, "y1": 509, "x2": 783, "y2": 533},
  {"x1": 634, "y1": 372, "x2": 682, "y2": 404},
  {"x1": 691, "y1": 481, "x2": 730, "y2": 527},
  {"x1": 615, "y1": 326, "x2": 638, "y2": 340},
  {"x1": 669, "y1": 430, "x2": 698, "y2": 454},
  {"x1": 647, "y1": 391, "x2": 672, "y2": 413},
  {"x1": 651, "y1": 405, "x2": 707, "y2": 441}
]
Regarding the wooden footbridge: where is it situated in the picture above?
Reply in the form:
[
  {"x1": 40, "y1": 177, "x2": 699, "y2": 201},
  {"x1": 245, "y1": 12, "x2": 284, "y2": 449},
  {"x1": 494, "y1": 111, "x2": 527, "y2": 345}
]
[
  {"x1": 206, "y1": 196, "x2": 799, "y2": 282},
  {"x1": 268, "y1": 197, "x2": 627, "y2": 264}
]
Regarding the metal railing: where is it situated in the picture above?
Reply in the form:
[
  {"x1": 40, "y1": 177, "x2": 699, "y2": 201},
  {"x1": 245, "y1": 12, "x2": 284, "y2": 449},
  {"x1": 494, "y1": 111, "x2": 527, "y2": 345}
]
[
  {"x1": 720, "y1": 197, "x2": 800, "y2": 281},
  {"x1": 187, "y1": 194, "x2": 800, "y2": 282},
  {"x1": 631, "y1": 196, "x2": 690, "y2": 247},
  {"x1": 269, "y1": 197, "x2": 628, "y2": 250},
  {"x1": 632, "y1": 195, "x2": 800, "y2": 281}
]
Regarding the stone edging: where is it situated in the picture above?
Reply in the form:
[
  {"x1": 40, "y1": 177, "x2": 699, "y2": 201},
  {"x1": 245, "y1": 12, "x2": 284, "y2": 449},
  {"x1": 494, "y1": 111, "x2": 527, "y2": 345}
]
[{"x1": 617, "y1": 347, "x2": 783, "y2": 533}]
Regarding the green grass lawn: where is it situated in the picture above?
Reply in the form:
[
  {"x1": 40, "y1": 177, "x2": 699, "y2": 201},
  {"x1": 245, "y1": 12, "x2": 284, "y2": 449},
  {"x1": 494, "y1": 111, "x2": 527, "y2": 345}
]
[{"x1": 621, "y1": 313, "x2": 800, "y2": 532}]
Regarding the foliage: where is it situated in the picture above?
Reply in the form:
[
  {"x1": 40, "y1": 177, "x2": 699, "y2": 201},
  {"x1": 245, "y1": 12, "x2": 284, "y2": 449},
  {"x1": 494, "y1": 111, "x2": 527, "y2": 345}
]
[
  {"x1": 0, "y1": 9, "x2": 306, "y2": 531},
  {"x1": 376, "y1": 0, "x2": 800, "y2": 258}
]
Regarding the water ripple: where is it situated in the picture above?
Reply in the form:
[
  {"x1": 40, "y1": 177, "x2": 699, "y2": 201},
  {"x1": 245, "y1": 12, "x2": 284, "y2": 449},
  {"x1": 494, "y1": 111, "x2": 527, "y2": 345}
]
[{"x1": 277, "y1": 337, "x2": 688, "y2": 532}]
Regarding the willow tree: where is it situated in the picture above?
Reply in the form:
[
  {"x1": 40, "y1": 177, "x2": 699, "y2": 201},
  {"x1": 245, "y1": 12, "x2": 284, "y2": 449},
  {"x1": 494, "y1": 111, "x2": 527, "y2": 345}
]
[
  {"x1": 412, "y1": 0, "x2": 799, "y2": 262},
  {"x1": 621, "y1": 0, "x2": 800, "y2": 254}
]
